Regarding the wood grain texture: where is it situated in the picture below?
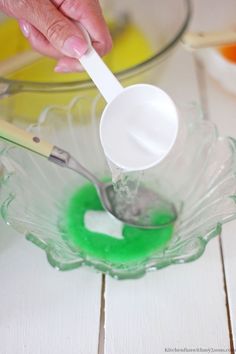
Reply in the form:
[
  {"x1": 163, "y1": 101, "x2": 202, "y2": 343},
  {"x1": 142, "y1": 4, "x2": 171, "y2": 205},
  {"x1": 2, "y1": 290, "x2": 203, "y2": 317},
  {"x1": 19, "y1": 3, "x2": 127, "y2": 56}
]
[
  {"x1": 188, "y1": 0, "x2": 236, "y2": 350},
  {"x1": 105, "y1": 240, "x2": 229, "y2": 354},
  {"x1": 0, "y1": 221, "x2": 102, "y2": 354},
  {"x1": 203, "y1": 53, "x2": 236, "y2": 349},
  {"x1": 220, "y1": 222, "x2": 236, "y2": 347},
  {"x1": 104, "y1": 44, "x2": 230, "y2": 354}
]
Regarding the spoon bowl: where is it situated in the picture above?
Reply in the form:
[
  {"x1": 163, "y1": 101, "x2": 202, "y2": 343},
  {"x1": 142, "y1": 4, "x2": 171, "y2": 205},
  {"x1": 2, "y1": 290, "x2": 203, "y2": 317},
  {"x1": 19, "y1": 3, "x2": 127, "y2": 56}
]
[
  {"x1": 0, "y1": 120, "x2": 177, "y2": 229},
  {"x1": 100, "y1": 183, "x2": 177, "y2": 229},
  {"x1": 51, "y1": 143, "x2": 178, "y2": 229}
]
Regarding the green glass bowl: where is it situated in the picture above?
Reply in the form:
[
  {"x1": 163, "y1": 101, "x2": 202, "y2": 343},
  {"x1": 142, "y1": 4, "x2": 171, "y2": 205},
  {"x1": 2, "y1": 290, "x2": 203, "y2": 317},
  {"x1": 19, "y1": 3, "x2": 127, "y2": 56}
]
[{"x1": 0, "y1": 98, "x2": 236, "y2": 279}]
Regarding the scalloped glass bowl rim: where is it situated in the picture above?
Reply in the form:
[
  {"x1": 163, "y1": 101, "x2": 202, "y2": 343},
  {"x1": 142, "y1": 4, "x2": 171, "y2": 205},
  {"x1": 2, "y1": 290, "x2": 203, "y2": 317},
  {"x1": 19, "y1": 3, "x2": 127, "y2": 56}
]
[
  {"x1": 25, "y1": 224, "x2": 220, "y2": 279},
  {"x1": 1, "y1": 136, "x2": 236, "y2": 279}
]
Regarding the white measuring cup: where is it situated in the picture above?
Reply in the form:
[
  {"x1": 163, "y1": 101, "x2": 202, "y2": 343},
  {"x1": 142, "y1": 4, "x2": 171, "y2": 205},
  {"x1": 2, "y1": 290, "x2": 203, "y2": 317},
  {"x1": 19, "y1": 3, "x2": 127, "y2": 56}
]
[{"x1": 78, "y1": 27, "x2": 179, "y2": 171}]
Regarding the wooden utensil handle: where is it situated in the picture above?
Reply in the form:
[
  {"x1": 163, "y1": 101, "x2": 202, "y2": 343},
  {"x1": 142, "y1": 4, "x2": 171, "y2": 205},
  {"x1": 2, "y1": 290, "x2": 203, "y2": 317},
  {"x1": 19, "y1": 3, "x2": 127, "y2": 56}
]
[
  {"x1": 183, "y1": 30, "x2": 236, "y2": 49},
  {"x1": 0, "y1": 120, "x2": 53, "y2": 158},
  {"x1": 0, "y1": 51, "x2": 42, "y2": 76}
]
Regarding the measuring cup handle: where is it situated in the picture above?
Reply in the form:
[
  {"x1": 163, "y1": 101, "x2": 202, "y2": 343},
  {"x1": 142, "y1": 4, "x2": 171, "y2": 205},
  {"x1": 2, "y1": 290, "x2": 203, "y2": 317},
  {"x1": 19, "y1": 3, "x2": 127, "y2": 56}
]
[{"x1": 78, "y1": 25, "x2": 123, "y2": 103}]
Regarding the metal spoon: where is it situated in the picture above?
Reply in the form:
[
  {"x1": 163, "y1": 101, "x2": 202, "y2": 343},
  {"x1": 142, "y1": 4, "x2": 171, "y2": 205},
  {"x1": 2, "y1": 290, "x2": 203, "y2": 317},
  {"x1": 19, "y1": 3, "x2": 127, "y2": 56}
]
[{"x1": 0, "y1": 120, "x2": 177, "y2": 229}]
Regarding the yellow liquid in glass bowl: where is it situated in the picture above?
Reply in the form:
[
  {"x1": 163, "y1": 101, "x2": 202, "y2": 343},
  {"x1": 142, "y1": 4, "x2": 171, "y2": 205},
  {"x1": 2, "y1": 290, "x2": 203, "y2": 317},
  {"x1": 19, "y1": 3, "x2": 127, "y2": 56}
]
[
  {"x1": 0, "y1": 19, "x2": 153, "y2": 123},
  {"x1": 1, "y1": 19, "x2": 153, "y2": 81}
]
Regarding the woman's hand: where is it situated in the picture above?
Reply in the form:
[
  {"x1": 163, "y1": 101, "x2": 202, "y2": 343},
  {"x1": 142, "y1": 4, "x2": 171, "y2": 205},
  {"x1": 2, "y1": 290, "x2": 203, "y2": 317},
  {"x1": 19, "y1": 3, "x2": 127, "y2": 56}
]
[{"x1": 0, "y1": 0, "x2": 112, "y2": 72}]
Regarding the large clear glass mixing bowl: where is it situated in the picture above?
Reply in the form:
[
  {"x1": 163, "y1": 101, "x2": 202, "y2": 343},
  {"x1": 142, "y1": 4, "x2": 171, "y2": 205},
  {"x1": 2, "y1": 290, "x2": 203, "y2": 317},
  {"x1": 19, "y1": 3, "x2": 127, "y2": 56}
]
[
  {"x1": 0, "y1": 98, "x2": 236, "y2": 279},
  {"x1": 0, "y1": 0, "x2": 191, "y2": 124}
]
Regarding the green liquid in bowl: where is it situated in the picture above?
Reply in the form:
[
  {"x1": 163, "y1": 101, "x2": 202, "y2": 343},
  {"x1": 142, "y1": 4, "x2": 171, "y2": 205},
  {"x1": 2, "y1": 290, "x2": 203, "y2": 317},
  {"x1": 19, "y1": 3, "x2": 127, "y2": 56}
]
[{"x1": 63, "y1": 183, "x2": 174, "y2": 264}]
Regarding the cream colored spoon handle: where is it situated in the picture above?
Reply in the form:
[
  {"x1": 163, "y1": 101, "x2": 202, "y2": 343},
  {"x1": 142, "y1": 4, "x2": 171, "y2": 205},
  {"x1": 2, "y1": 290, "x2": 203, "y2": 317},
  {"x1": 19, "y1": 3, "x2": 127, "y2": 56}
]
[
  {"x1": 0, "y1": 120, "x2": 53, "y2": 157},
  {"x1": 183, "y1": 30, "x2": 236, "y2": 49},
  {"x1": 0, "y1": 120, "x2": 104, "y2": 187},
  {"x1": 0, "y1": 51, "x2": 42, "y2": 77}
]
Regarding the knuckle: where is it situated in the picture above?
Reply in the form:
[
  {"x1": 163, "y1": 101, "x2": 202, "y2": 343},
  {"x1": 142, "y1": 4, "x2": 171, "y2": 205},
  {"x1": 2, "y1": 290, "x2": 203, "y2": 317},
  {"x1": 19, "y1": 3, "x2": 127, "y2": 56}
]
[
  {"x1": 51, "y1": 0, "x2": 64, "y2": 6},
  {"x1": 45, "y1": 18, "x2": 67, "y2": 43},
  {"x1": 87, "y1": 2, "x2": 103, "y2": 16},
  {"x1": 60, "y1": 0, "x2": 82, "y2": 16},
  {"x1": 1, "y1": 0, "x2": 28, "y2": 16},
  {"x1": 61, "y1": 0, "x2": 102, "y2": 19},
  {"x1": 16, "y1": 0, "x2": 29, "y2": 13}
]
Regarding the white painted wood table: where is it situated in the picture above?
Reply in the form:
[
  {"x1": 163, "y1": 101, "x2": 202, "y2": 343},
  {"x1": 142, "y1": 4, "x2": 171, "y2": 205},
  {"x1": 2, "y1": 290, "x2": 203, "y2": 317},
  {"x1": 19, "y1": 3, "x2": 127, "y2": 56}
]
[{"x1": 1, "y1": 1, "x2": 236, "y2": 353}]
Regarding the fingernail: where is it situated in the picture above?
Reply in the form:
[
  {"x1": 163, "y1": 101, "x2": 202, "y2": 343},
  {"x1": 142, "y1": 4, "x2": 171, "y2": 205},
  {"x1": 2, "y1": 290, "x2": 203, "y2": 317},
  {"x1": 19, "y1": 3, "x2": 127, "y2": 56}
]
[
  {"x1": 54, "y1": 62, "x2": 84, "y2": 73},
  {"x1": 54, "y1": 65, "x2": 71, "y2": 73},
  {"x1": 62, "y1": 36, "x2": 87, "y2": 58},
  {"x1": 19, "y1": 20, "x2": 30, "y2": 38}
]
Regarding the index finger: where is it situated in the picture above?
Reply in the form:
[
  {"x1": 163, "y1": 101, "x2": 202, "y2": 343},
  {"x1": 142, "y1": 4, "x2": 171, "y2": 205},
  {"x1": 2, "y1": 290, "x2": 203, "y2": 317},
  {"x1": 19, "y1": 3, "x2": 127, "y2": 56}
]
[{"x1": 53, "y1": 0, "x2": 112, "y2": 56}]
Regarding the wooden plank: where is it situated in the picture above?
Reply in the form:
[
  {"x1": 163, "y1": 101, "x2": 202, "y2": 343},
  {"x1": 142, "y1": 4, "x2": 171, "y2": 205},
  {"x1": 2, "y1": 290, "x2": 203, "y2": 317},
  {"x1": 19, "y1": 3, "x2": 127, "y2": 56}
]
[
  {"x1": 105, "y1": 241, "x2": 228, "y2": 354},
  {"x1": 203, "y1": 58, "x2": 236, "y2": 347},
  {"x1": 104, "y1": 45, "x2": 230, "y2": 354},
  {"x1": 220, "y1": 221, "x2": 236, "y2": 347},
  {"x1": 204, "y1": 77, "x2": 236, "y2": 137},
  {"x1": 192, "y1": 0, "x2": 236, "y2": 346},
  {"x1": 191, "y1": 0, "x2": 236, "y2": 348},
  {"x1": 0, "y1": 220, "x2": 102, "y2": 354}
]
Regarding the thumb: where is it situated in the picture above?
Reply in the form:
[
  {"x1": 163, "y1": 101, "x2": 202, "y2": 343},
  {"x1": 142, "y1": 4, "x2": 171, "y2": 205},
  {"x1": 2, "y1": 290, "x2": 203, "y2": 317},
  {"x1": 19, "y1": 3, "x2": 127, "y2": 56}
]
[{"x1": 20, "y1": 0, "x2": 88, "y2": 58}]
